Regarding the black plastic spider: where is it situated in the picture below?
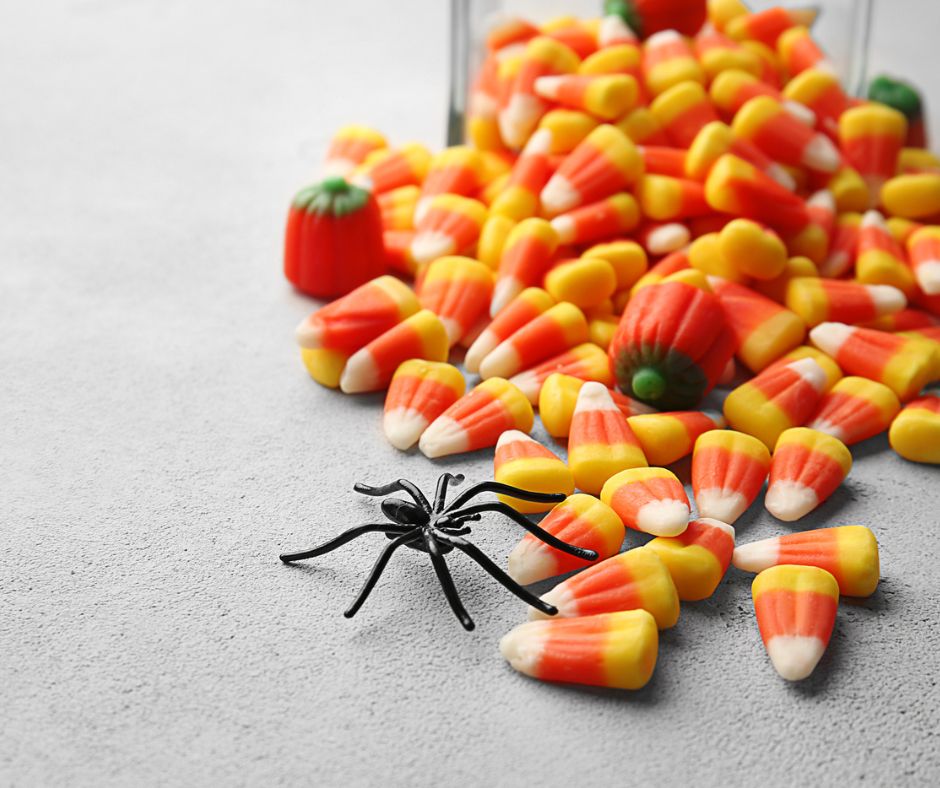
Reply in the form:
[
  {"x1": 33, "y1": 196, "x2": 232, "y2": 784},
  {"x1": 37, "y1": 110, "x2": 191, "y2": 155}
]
[{"x1": 279, "y1": 473, "x2": 598, "y2": 631}]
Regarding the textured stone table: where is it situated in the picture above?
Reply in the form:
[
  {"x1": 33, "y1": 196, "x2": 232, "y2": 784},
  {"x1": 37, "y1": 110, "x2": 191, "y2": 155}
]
[{"x1": 2, "y1": 1, "x2": 939, "y2": 785}]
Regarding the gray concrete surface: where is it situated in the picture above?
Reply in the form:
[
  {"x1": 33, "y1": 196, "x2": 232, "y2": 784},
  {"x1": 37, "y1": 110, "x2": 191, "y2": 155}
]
[{"x1": 2, "y1": 1, "x2": 940, "y2": 786}]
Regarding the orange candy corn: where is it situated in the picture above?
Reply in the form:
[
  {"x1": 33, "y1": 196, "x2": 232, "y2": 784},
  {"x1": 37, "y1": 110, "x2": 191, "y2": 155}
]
[
  {"x1": 808, "y1": 376, "x2": 901, "y2": 445},
  {"x1": 568, "y1": 382, "x2": 648, "y2": 495},
  {"x1": 839, "y1": 104, "x2": 907, "y2": 202},
  {"x1": 383, "y1": 360, "x2": 466, "y2": 450},
  {"x1": 765, "y1": 427, "x2": 852, "y2": 522},
  {"x1": 476, "y1": 214, "x2": 515, "y2": 270},
  {"x1": 539, "y1": 373, "x2": 655, "y2": 439},
  {"x1": 637, "y1": 174, "x2": 711, "y2": 221},
  {"x1": 819, "y1": 211, "x2": 861, "y2": 277},
  {"x1": 782, "y1": 69, "x2": 850, "y2": 138},
  {"x1": 616, "y1": 106, "x2": 670, "y2": 145},
  {"x1": 723, "y1": 357, "x2": 828, "y2": 449},
  {"x1": 763, "y1": 346, "x2": 843, "y2": 393},
  {"x1": 642, "y1": 30, "x2": 705, "y2": 97},
  {"x1": 776, "y1": 25, "x2": 832, "y2": 77},
  {"x1": 479, "y1": 302, "x2": 588, "y2": 380},
  {"x1": 509, "y1": 342, "x2": 613, "y2": 404},
  {"x1": 339, "y1": 309, "x2": 448, "y2": 394},
  {"x1": 417, "y1": 256, "x2": 493, "y2": 346},
  {"x1": 550, "y1": 193, "x2": 640, "y2": 245},
  {"x1": 295, "y1": 275, "x2": 419, "y2": 354},
  {"x1": 489, "y1": 128, "x2": 554, "y2": 221},
  {"x1": 377, "y1": 185, "x2": 420, "y2": 231},
  {"x1": 321, "y1": 125, "x2": 387, "y2": 178},
  {"x1": 855, "y1": 210, "x2": 915, "y2": 295},
  {"x1": 600, "y1": 467, "x2": 690, "y2": 538},
  {"x1": 416, "y1": 146, "x2": 484, "y2": 219},
  {"x1": 383, "y1": 229, "x2": 419, "y2": 277},
  {"x1": 540, "y1": 124, "x2": 642, "y2": 216},
  {"x1": 694, "y1": 23, "x2": 761, "y2": 79},
  {"x1": 499, "y1": 609, "x2": 658, "y2": 690},
  {"x1": 533, "y1": 73, "x2": 638, "y2": 120},
  {"x1": 709, "y1": 277, "x2": 805, "y2": 372},
  {"x1": 350, "y1": 143, "x2": 431, "y2": 195},
  {"x1": 725, "y1": 6, "x2": 817, "y2": 47},
  {"x1": 734, "y1": 526, "x2": 880, "y2": 598},
  {"x1": 710, "y1": 68, "x2": 812, "y2": 124},
  {"x1": 418, "y1": 377, "x2": 533, "y2": 459},
  {"x1": 491, "y1": 218, "x2": 559, "y2": 317},
  {"x1": 751, "y1": 564, "x2": 839, "y2": 681},
  {"x1": 692, "y1": 429, "x2": 771, "y2": 525},
  {"x1": 410, "y1": 194, "x2": 487, "y2": 265},
  {"x1": 889, "y1": 394, "x2": 940, "y2": 464},
  {"x1": 466, "y1": 287, "x2": 555, "y2": 374},
  {"x1": 626, "y1": 410, "x2": 726, "y2": 466},
  {"x1": 493, "y1": 430, "x2": 575, "y2": 513},
  {"x1": 785, "y1": 277, "x2": 906, "y2": 328},
  {"x1": 644, "y1": 518, "x2": 736, "y2": 601},
  {"x1": 906, "y1": 226, "x2": 940, "y2": 296},
  {"x1": 809, "y1": 322, "x2": 935, "y2": 401},
  {"x1": 649, "y1": 80, "x2": 720, "y2": 148},
  {"x1": 531, "y1": 548, "x2": 679, "y2": 629},
  {"x1": 538, "y1": 109, "x2": 599, "y2": 153},
  {"x1": 638, "y1": 145, "x2": 687, "y2": 177},
  {"x1": 686, "y1": 121, "x2": 796, "y2": 191},
  {"x1": 507, "y1": 493, "x2": 624, "y2": 585}
]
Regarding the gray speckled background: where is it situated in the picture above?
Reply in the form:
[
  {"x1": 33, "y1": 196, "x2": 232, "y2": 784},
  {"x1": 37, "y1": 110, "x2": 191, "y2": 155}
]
[{"x1": 3, "y1": 1, "x2": 940, "y2": 785}]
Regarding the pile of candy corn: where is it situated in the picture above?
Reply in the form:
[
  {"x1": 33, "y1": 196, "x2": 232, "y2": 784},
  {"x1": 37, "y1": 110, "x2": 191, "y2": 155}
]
[{"x1": 288, "y1": 0, "x2": 940, "y2": 689}]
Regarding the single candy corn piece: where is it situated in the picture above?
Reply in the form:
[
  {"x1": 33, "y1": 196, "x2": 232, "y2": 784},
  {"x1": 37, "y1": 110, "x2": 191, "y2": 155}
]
[
  {"x1": 751, "y1": 564, "x2": 839, "y2": 681},
  {"x1": 839, "y1": 104, "x2": 908, "y2": 202},
  {"x1": 295, "y1": 275, "x2": 419, "y2": 354},
  {"x1": 493, "y1": 430, "x2": 575, "y2": 513},
  {"x1": 419, "y1": 377, "x2": 533, "y2": 459},
  {"x1": 569, "y1": 382, "x2": 648, "y2": 495},
  {"x1": 809, "y1": 376, "x2": 901, "y2": 445},
  {"x1": 642, "y1": 30, "x2": 705, "y2": 97},
  {"x1": 480, "y1": 302, "x2": 588, "y2": 380},
  {"x1": 785, "y1": 277, "x2": 906, "y2": 328},
  {"x1": 685, "y1": 121, "x2": 794, "y2": 190},
  {"x1": 785, "y1": 189, "x2": 835, "y2": 265},
  {"x1": 763, "y1": 345, "x2": 842, "y2": 393},
  {"x1": 687, "y1": 232, "x2": 741, "y2": 281},
  {"x1": 499, "y1": 609, "x2": 658, "y2": 690},
  {"x1": 600, "y1": 467, "x2": 690, "y2": 537},
  {"x1": 476, "y1": 214, "x2": 516, "y2": 271},
  {"x1": 466, "y1": 287, "x2": 555, "y2": 374},
  {"x1": 827, "y1": 167, "x2": 870, "y2": 213},
  {"x1": 490, "y1": 128, "x2": 554, "y2": 221},
  {"x1": 782, "y1": 69, "x2": 849, "y2": 139},
  {"x1": 538, "y1": 109, "x2": 599, "y2": 154},
  {"x1": 300, "y1": 348, "x2": 347, "y2": 389},
  {"x1": 376, "y1": 185, "x2": 420, "y2": 231},
  {"x1": 507, "y1": 493, "x2": 625, "y2": 584},
  {"x1": 709, "y1": 277, "x2": 806, "y2": 372},
  {"x1": 637, "y1": 174, "x2": 710, "y2": 221},
  {"x1": 616, "y1": 106, "x2": 670, "y2": 146},
  {"x1": 735, "y1": 526, "x2": 879, "y2": 598},
  {"x1": 417, "y1": 256, "x2": 493, "y2": 346},
  {"x1": 531, "y1": 548, "x2": 679, "y2": 629},
  {"x1": 416, "y1": 146, "x2": 485, "y2": 219},
  {"x1": 694, "y1": 23, "x2": 761, "y2": 79},
  {"x1": 544, "y1": 257, "x2": 617, "y2": 309},
  {"x1": 776, "y1": 25, "x2": 832, "y2": 76},
  {"x1": 897, "y1": 147, "x2": 940, "y2": 176},
  {"x1": 692, "y1": 429, "x2": 770, "y2": 524},
  {"x1": 644, "y1": 517, "x2": 736, "y2": 601},
  {"x1": 880, "y1": 173, "x2": 940, "y2": 222},
  {"x1": 583, "y1": 240, "x2": 648, "y2": 291},
  {"x1": 540, "y1": 124, "x2": 642, "y2": 216},
  {"x1": 638, "y1": 145, "x2": 687, "y2": 178},
  {"x1": 809, "y1": 322, "x2": 934, "y2": 401},
  {"x1": 539, "y1": 373, "x2": 654, "y2": 438},
  {"x1": 856, "y1": 210, "x2": 915, "y2": 295},
  {"x1": 906, "y1": 225, "x2": 940, "y2": 296},
  {"x1": 509, "y1": 342, "x2": 614, "y2": 404},
  {"x1": 383, "y1": 360, "x2": 466, "y2": 450},
  {"x1": 725, "y1": 5, "x2": 817, "y2": 46},
  {"x1": 550, "y1": 193, "x2": 641, "y2": 245},
  {"x1": 589, "y1": 316, "x2": 619, "y2": 350},
  {"x1": 491, "y1": 218, "x2": 559, "y2": 317},
  {"x1": 765, "y1": 428, "x2": 852, "y2": 521},
  {"x1": 350, "y1": 143, "x2": 431, "y2": 195},
  {"x1": 636, "y1": 221, "x2": 691, "y2": 256},
  {"x1": 723, "y1": 357, "x2": 827, "y2": 449},
  {"x1": 649, "y1": 80, "x2": 720, "y2": 148},
  {"x1": 819, "y1": 211, "x2": 861, "y2": 278},
  {"x1": 626, "y1": 410, "x2": 726, "y2": 466},
  {"x1": 486, "y1": 17, "x2": 538, "y2": 53},
  {"x1": 339, "y1": 310, "x2": 448, "y2": 394},
  {"x1": 865, "y1": 307, "x2": 940, "y2": 332},
  {"x1": 534, "y1": 73, "x2": 638, "y2": 120},
  {"x1": 322, "y1": 125, "x2": 387, "y2": 178},
  {"x1": 410, "y1": 195, "x2": 487, "y2": 265},
  {"x1": 889, "y1": 394, "x2": 940, "y2": 464},
  {"x1": 718, "y1": 218, "x2": 787, "y2": 280},
  {"x1": 710, "y1": 68, "x2": 799, "y2": 119}
]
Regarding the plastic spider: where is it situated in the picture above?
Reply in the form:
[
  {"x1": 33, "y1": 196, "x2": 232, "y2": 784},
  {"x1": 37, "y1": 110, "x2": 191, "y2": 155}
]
[{"x1": 279, "y1": 473, "x2": 598, "y2": 631}]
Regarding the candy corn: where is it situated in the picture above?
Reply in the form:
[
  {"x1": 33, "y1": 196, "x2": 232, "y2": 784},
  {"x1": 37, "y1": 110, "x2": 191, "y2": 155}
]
[
  {"x1": 644, "y1": 518, "x2": 736, "y2": 601},
  {"x1": 476, "y1": 214, "x2": 515, "y2": 270},
  {"x1": 322, "y1": 125, "x2": 387, "y2": 178},
  {"x1": 416, "y1": 146, "x2": 484, "y2": 219},
  {"x1": 819, "y1": 211, "x2": 861, "y2": 278},
  {"x1": 383, "y1": 360, "x2": 466, "y2": 450},
  {"x1": 416, "y1": 257, "x2": 494, "y2": 346},
  {"x1": 489, "y1": 128, "x2": 554, "y2": 221},
  {"x1": 751, "y1": 564, "x2": 839, "y2": 681},
  {"x1": 479, "y1": 302, "x2": 588, "y2": 380},
  {"x1": 299, "y1": 348, "x2": 347, "y2": 389},
  {"x1": 377, "y1": 185, "x2": 420, "y2": 230},
  {"x1": 550, "y1": 192, "x2": 641, "y2": 245},
  {"x1": 491, "y1": 218, "x2": 559, "y2": 316},
  {"x1": 538, "y1": 109, "x2": 599, "y2": 153},
  {"x1": 637, "y1": 174, "x2": 710, "y2": 221},
  {"x1": 499, "y1": 609, "x2": 658, "y2": 690},
  {"x1": 626, "y1": 410, "x2": 725, "y2": 466},
  {"x1": 710, "y1": 68, "x2": 808, "y2": 122},
  {"x1": 734, "y1": 526, "x2": 880, "y2": 598},
  {"x1": 723, "y1": 357, "x2": 827, "y2": 449},
  {"x1": 785, "y1": 278, "x2": 907, "y2": 328},
  {"x1": 906, "y1": 225, "x2": 940, "y2": 296},
  {"x1": 649, "y1": 80, "x2": 719, "y2": 148},
  {"x1": 466, "y1": 287, "x2": 555, "y2": 374},
  {"x1": 616, "y1": 106, "x2": 670, "y2": 145},
  {"x1": 855, "y1": 210, "x2": 915, "y2": 295},
  {"x1": 410, "y1": 194, "x2": 487, "y2": 265},
  {"x1": 418, "y1": 377, "x2": 533, "y2": 458},
  {"x1": 383, "y1": 229, "x2": 419, "y2": 277},
  {"x1": 600, "y1": 467, "x2": 690, "y2": 537},
  {"x1": 583, "y1": 240, "x2": 648, "y2": 291},
  {"x1": 568, "y1": 382, "x2": 648, "y2": 495},
  {"x1": 809, "y1": 322, "x2": 935, "y2": 401},
  {"x1": 763, "y1": 345, "x2": 842, "y2": 392},
  {"x1": 534, "y1": 73, "x2": 638, "y2": 120},
  {"x1": 717, "y1": 218, "x2": 787, "y2": 280},
  {"x1": 507, "y1": 493, "x2": 624, "y2": 584},
  {"x1": 493, "y1": 430, "x2": 575, "y2": 513},
  {"x1": 889, "y1": 394, "x2": 940, "y2": 464},
  {"x1": 809, "y1": 376, "x2": 901, "y2": 445},
  {"x1": 509, "y1": 342, "x2": 614, "y2": 404},
  {"x1": 295, "y1": 275, "x2": 419, "y2": 354},
  {"x1": 540, "y1": 124, "x2": 642, "y2": 216},
  {"x1": 531, "y1": 548, "x2": 679, "y2": 629},
  {"x1": 642, "y1": 30, "x2": 705, "y2": 97},
  {"x1": 781, "y1": 69, "x2": 848, "y2": 141},
  {"x1": 351, "y1": 143, "x2": 431, "y2": 195},
  {"x1": 544, "y1": 257, "x2": 617, "y2": 309},
  {"x1": 777, "y1": 25, "x2": 832, "y2": 76},
  {"x1": 694, "y1": 23, "x2": 761, "y2": 79},
  {"x1": 539, "y1": 373, "x2": 654, "y2": 439},
  {"x1": 839, "y1": 104, "x2": 907, "y2": 203},
  {"x1": 692, "y1": 429, "x2": 771, "y2": 525},
  {"x1": 636, "y1": 221, "x2": 691, "y2": 255},
  {"x1": 339, "y1": 309, "x2": 448, "y2": 394}
]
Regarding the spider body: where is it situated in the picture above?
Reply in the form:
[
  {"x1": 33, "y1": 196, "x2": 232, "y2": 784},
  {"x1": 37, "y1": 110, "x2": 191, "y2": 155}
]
[{"x1": 280, "y1": 473, "x2": 598, "y2": 630}]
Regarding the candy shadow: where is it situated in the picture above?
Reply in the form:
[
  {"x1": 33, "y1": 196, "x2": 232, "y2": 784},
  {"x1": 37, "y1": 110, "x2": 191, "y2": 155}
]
[{"x1": 849, "y1": 432, "x2": 891, "y2": 461}]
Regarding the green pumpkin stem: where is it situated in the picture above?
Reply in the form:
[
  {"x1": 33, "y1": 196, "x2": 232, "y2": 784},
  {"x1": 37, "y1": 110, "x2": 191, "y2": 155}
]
[{"x1": 632, "y1": 366, "x2": 667, "y2": 402}]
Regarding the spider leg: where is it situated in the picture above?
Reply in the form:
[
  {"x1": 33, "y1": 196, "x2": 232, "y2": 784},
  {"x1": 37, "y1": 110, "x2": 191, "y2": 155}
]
[
  {"x1": 344, "y1": 529, "x2": 422, "y2": 618},
  {"x1": 422, "y1": 530, "x2": 475, "y2": 631},
  {"x1": 436, "y1": 532, "x2": 559, "y2": 616},
  {"x1": 280, "y1": 523, "x2": 408, "y2": 563},
  {"x1": 433, "y1": 473, "x2": 465, "y2": 513},
  {"x1": 444, "y1": 502, "x2": 599, "y2": 561},
  {"x1": 354, "y1": 479, "x2": 431, "y2": 513},
  {"x1": 444, "y1": 481, "x2": 566, "y2": 512}
]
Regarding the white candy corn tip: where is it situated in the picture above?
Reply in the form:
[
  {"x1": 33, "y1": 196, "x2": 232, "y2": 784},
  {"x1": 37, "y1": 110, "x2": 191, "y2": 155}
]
[
  {"x1": 508, "y1": 369, "x2": 541, "y2": 404},
  {"x1": 439, "y1": 316, "x2": 463, "y2": 346},
  {"x1": 410, "y1": 230, "x2": 457, "y2": 265},
  {"x1": 868, "y1": 284, "x2": 907, "y2": 316},
  {"x1": 782, "y1": 100, "x2": 817, "y2": 127},
  {"x1": 696, "y1": 488, "x2": 748, "y2": 526},
  {"x1": 732, "y1": 537, "x2": 779, "y2": 573},
  {"x1": 507, "y1": 541, "x2": 556, "y2": 585},
  {"x1": 541, "y1": 175, "x2": 581, "y2": 216},
  {"x1": 478, "y1": 341, "x2": 522, "y2": 380},
  {"x1": 807, "y1": 189, "x2": 835, "y2": 213},
  {"x1": 765, "y1": 480, "x2": 819, "y2": 522},
  {"x1": 598, "y1": 14, "x2": 638, "y2": 46},
  {"x1": 767, "y1": 162, "x2": 797, "y2": 191},
  {"x1": 809, "y1": 321, "x2": 854, "y2": 358},
  {"x1": 523, "y1": 127, "x2": 554, "y2": 156},
  {"x1": 786, "y1": 356, "x2": 827, "y2": 393},
  {"x1": 549, "y1": 214, "x2": 576, "y2": 244},
  {"x1": 645, "y1": 29, "x2": 682, "y2": 47},
  {"x1": 414, "y1": 196, "x2": 433, "y2": 224},
  {"x1": 915, "y1": 261, "x2": 940, "y2": 295},
  {"x1": 418, "y1": 416, "x2": 469, "y2": 459},
  {"x1": 645, "y1": 223, "x2": 690, "y2": 255},
  {"x1": 339, "y1": 352, "x2": 379, "y2": 394},
  {"x1": 575, "y1": 381, "x2": 618, "y2": 412},
  {"x1": 295, "y1": 316, "x2": 324, "y2": 349},
  {"x1": 861, "y1": 209, "x2": 886, "y2": 229},
  {"x1": 499, "y1": 621, "x2": 548, "y2": 676},
  {"x1": 528, "y1": 584, "x2": 576, "y2": 620},
  {"x1": 383, "y1": 408, "x2": 429, "y2": 451},
  {"x1": 496, "y1": 429, "x2": 534, "y2": 449},
  {"x1": 802, "y1": 134, "x2": 840, "y2": 173},
  {"x1": 807, "y1": 417, "x2": 846, "y2": 443},
  {"x1": 464, "y1": 330, "x2": 498, "y2": 373},
  {"x1": 490, "y1": 277, "x2": 524, "y2": 318},
  {"x1": 820, "y1": 250, "x2": 850, "y2": 278},
  {"x1": 766, "y1": 635, "x2": 827, "y2": 681},
  {"x1": 499, "y1": 94, "x2": 544, "y2": 150},
  {"x1": 636, "y1": 499, "x2": 690, "y2": 537},
  {"x1": 533, "y1": 75, "x2": 564, "y2": 101}
]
